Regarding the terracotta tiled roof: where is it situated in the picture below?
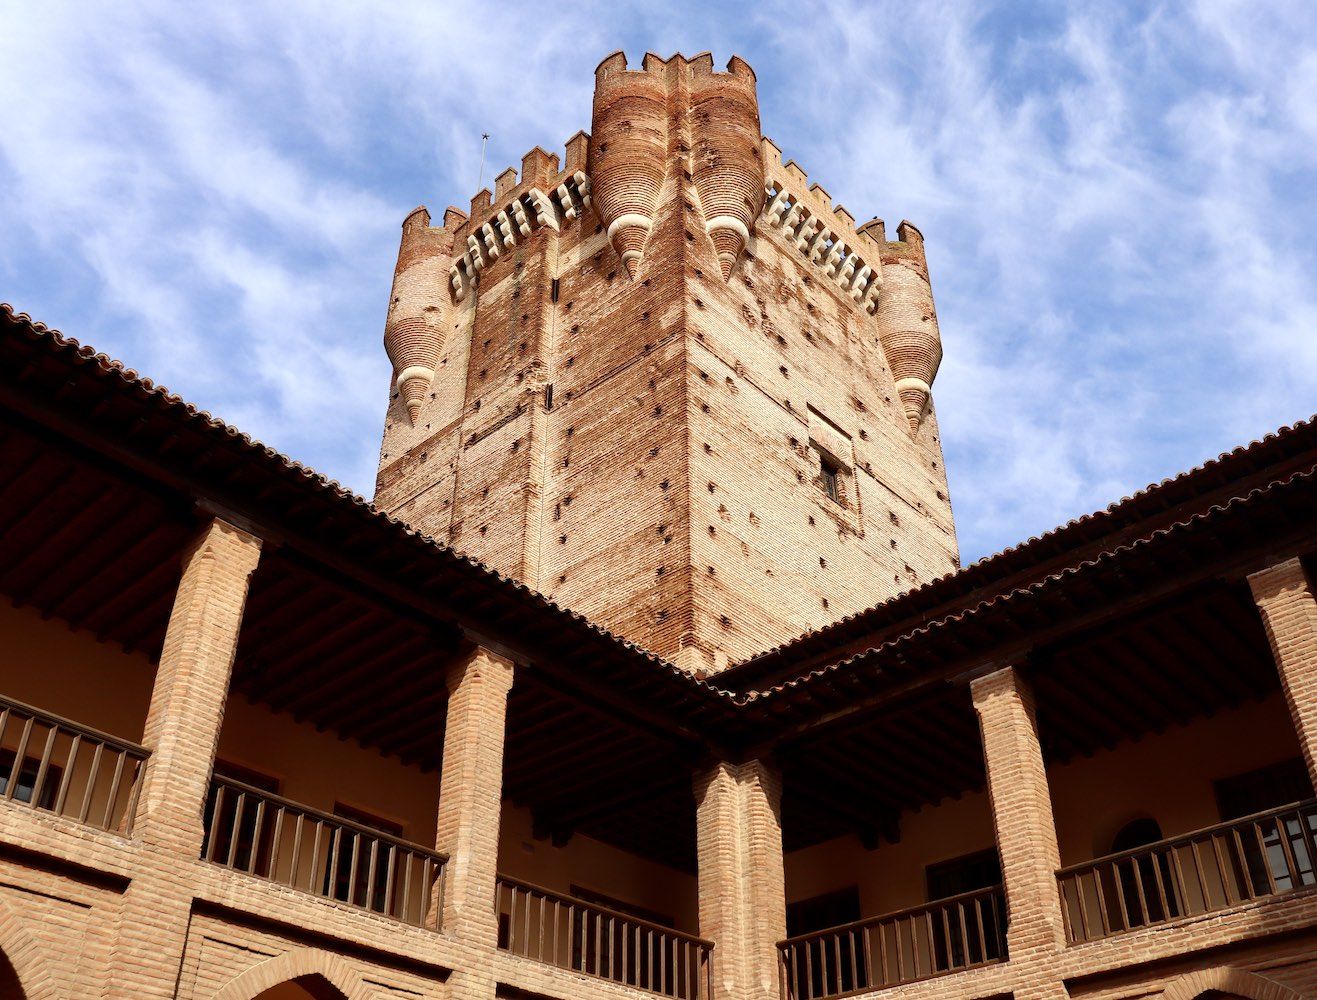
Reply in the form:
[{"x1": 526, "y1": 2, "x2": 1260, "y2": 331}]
[
  {"x1": 722, "y1": 412, "x2": 1317, "y2": 693},
  {"x1": 740, "y1": 459, "x2": 1317, "y2": 716},
  {"x1": 0, "y1": 303, "x2": 743, "y2": 736},
  {"x1": 3, "y1": 302, "x2": 1314, "y2": 738}
]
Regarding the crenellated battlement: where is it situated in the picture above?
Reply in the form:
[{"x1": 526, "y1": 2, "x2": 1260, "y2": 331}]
[
  {"x1": 438, "y1": 134, "x2": 596, "y2": 301},
  {"x1": 594, "y1": 50, "x2": 756, "y2": 82},
  {"x1": 760, "y1": 136, "x2": 883, "y2": 315},
  {"x1": 759, "y1": 137, "x2": 942, "y2": 430},
  {"x1": 760, "y1": 139, "x2": 878, "y2": 251},
  {"x1": 376, "y1": 51, "x2": 957, "y2": 666},
  {"x1": 447, "y1": 177, "x2": 592, "y2": 301},
  {"x1": 757, "y1": 138, "x2": 934, "y2": 322},
  {"x1": 590, "y1": 51, "x2": 763, "y2": 280}
]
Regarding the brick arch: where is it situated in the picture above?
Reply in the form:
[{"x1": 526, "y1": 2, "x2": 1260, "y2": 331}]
[
  {"x1": 209, "y1": 947, "x2": 373, "y2": 1000},
  {"x1": 0, "y1": 896, "x2": 65, "y2": 1000},
  {"x1": 1161, "y1": 968, "x2": 1311, "y2": 1000}
]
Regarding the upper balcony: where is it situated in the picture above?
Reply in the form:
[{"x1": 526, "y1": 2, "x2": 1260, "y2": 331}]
[
  {"x1": 767, "y1": 573, "x2": 1309, "y2": 1000},
  {"x1": 1058, "y1": 796, "x2": 1317, "y2": 942},
  {"x1": 773, "y1": 680, "x2": 1006, "y2": 1000},
  {"x1": 0, "y1": 692, "x2": 148, "y2": 835}
]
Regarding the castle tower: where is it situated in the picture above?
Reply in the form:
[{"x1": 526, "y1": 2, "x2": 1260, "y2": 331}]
[{"x1": 374, "y1": 52, "x2": 957, "y2": 674}]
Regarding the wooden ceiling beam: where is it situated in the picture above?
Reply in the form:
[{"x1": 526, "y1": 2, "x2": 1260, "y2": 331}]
[
  {"x1": 323, "y1": 663, "x2": 449, "y2": 739},
  {"x1": 260, "y1": 615, "x2": 407, "y2": 708}
]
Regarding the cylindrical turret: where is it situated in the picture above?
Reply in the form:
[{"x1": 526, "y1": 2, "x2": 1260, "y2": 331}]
[
  {"x1": 870, "y1": 221, "x2": 942, "y2": 432},
  {"x1": 384, "y1": 206, "x2": 453, "y2": 425},
  {"x1": 689, "y1": 55, "x2": 764, "y2": 280},
  {"x1": 589, "y1": 52, "x2": 668, "y2": 279}
]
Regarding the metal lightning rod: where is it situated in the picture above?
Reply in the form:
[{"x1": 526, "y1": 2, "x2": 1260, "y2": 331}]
[{"x1": 477, "y1": 133, "x2": 491, "y2": 191}]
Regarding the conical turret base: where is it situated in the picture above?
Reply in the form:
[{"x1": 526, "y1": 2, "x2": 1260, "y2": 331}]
[
  {"x1": 608, "y1": 218, "x2": 652, "y2": 279},
  {"x1": 398, "y1": 370, "x2": 435, "y2": 427},
  {"x1": 708, "y1": 220, "x2": 749, "y2": 281},
  {"x1": 897, "y1": 383, "x2": 930, "y2": 432}
]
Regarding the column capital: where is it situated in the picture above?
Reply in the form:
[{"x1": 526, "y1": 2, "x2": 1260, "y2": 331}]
[
  {"x1": 970, "y1": 661, "x2": 1031, "y2": 702},
  {"x1": 444, "y1": 644, "x2": 515, "y2": 697},
  {"x1": 1248, "y1": 556, "x2": 1313, "y2": 602}
]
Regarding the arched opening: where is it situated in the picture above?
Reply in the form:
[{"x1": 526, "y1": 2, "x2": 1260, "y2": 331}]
[
  {"x1": 250, "y1": 977, "x2": 346, "y2": 1000},
  {"x1": 1161, "y1": 967, "x2": 1311, "y2": 1000},
  {"x1": 212, "y1": 949, "x2": 370, "y2": 1000},
  {"x1": 1111, "y1": 817, "x2": 1163, "y2": 853},
  {"x1": 1105, "y1": 817, "x2": 1180, "y2": 929}
]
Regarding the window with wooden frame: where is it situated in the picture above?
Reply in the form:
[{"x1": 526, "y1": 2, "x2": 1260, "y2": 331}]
[
  {"x1": 1215, "y1": 757, "x2": 1316, "y2": 893},
  {"x1": 202, "y1": 760, "x2": 280, "y2": 875},
  {"x1": 325, "y1": 802, "x2": 405, "y2": 913},
  {"x1": 807, "y1": 407, "x2": 853, "y2": 509},
  {"x1": 819, "y1": 455, "x2": 842, "y2": 503},
  {"x1": 0, "y1": 747, "x2": 61, "y2": 810},
  {"x1": 924, "y1": 848, "x2": 1004, "y2": 970},
  {"x1": 785, "y1": 886, "x2": 867, "y2": 995}
]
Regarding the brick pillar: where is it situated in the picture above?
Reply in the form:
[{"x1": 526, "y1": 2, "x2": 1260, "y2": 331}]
[
  {"x1": 434, "y1": 645, "x2": 515, "y2": 1000},
  {"x1": 112, "y1": 517, "x2": 263, "y2": 999},
  {"x1": 971, "y1": 666, "x2": 1067, "y2": 959},
  {"x1": 694, "y1": 758, "x2": 786, "y2": 1000},
  {"x1": 1250, "y1": 558, "x2": 1317, "y2": 788}
]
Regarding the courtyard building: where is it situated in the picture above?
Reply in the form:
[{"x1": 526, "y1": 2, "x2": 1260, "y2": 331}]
[{"x1": 0, "y1": 51, "x2": 1315, "y2": 1000}]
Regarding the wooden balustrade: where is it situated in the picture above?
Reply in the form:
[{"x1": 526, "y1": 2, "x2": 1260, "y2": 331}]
[
  {"x1": 0, "y1": 694, "x2": 148, "y2": 833},
  {"x1": 496, "y1": 875, "x2": 714, "y2": 999},
  {"x1": 202, "y1": 775, "x2": 446, "y2": 926},
  {"x1": 777, "y1": 886, "x2": 1006, "y2": 1000},
  {"x1": 1058, "y1": 798, "x2": 1317, "y2": 942}
]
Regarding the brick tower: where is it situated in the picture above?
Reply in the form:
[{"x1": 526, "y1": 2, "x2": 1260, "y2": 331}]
[{"x1": 374, "y1": 52, "x2": 957, "y2": 674}]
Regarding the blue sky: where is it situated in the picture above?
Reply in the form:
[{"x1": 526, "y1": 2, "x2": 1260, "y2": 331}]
[{"x1": 2, "y1": 1, "x2": 1314, "y2": 564}]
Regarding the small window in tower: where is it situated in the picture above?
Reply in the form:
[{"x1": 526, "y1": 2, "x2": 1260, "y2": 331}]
[
  {"x1": 807, "y1": 406, "x2": 855, "y2": 508},
  {"x1": 820, "y1": 456, "x2": 841, "y2": 503}
]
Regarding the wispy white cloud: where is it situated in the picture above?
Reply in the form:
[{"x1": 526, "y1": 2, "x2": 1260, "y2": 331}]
[{"x1": 1, "y1": 0, "x2": 1313, "y2": 560}]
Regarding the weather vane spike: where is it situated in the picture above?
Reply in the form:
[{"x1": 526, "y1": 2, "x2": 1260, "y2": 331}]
[{"x1": 477, "y1": 132, "x2": 491, "y2": 192}]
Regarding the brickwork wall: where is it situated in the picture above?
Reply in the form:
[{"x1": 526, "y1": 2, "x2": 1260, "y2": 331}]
[
  {"x1": 113, "y1": 517, "x2": 263, "y2": 999},
  {"x1": 971, "y1": 664, "x2": 1068, "y2": 999},
  {"x1": 6, "y1": 49, "x2": 1317, "y2": 1000},
  {"x1": 177, "y1": 911, "x2": 441, "y2": 999},
  {"x1": 2, "y1": 537, "x2": 1317, "y2": 996},
  {"x1": 0, "y1": 854, "x2": 117, "y2": 1000},
  {"x1": 1249, "y1": 558, "x2": 1317, "y2": 788},
  {"x1": 694, "y1": 759, "x2": 786, "y2": 1000},
  {"x1": 374, "y1": 53, "x2": 956, "y2": 672},
  {"x1": 435, "y1": 647, "x2": 515, "y2": 1000}
]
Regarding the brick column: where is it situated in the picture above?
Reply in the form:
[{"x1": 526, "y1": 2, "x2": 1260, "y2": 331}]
[
  {"x1": 694, "y1": 758, "x2": 786, "y2": 1000},
  {"x1": 1250, "y1": 558, "x2": 1317, "y2": 788},
  {"x1": 434, "y1": 645, "x2": 515, "y2": 1000},
  {"x1": 113, "y1": 517, "x2": 263, "y2": 999},
  {"x1": 971, "y1": 666, "x2": 1067, "y2": 959}
]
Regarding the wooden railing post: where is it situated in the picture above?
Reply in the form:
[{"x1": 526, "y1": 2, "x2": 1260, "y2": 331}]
[
  {"x1": 971, "y1": 666, "x2": 1067, "y2": 966},
  {"x1": 434, "y1": 645, "x2": 514, "y2": 1000},
  {"x1": 694, "y1": 758, "x2": 786, "y2": 1000},
  {"x1": 111, "y1": 516, "x2": 262, "y2": 999},
  {"x1": 1249, "y1": 558, "x2": 1317, "y2": 790}
]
